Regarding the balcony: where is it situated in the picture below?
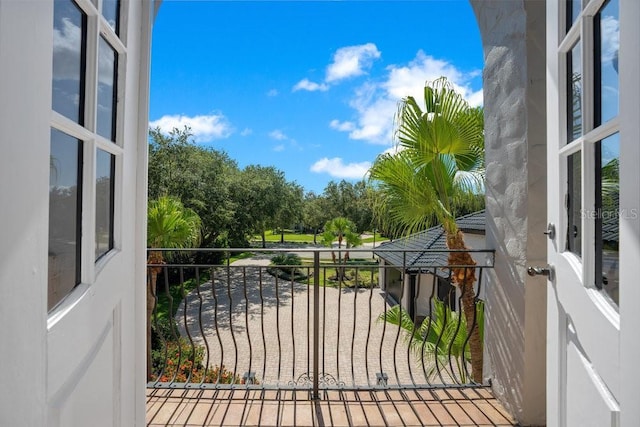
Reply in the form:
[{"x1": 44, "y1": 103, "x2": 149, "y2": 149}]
[{"x1": 146, "y1": 248, "x2": 516, "y2": 426}]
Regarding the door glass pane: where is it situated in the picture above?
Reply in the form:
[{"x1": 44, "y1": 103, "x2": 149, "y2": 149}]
[
  {"x1": 595, "y1": 0, "x2": 619, "y2": 126},
  {"x1": 52, "y1": 0, "x2": 87, "y2": 124},
  {"x1": 97, "y1": 37, "x2": 117, "y2": 142},
  {"x1": 567, "y1": 152, "x2": 582, "y2": 256},
  {"x1": 568, "y1": 0, "x2": 581, "y2": 29},
  {"x1": 49, "y1": 129, "x2": 83, "y2": 311},
  {"x1": 102, "y1": 0, "x2": 120, "y2": 34},
  {"x1": 567, "y1": 42, "x2": 582, "y2": 142},
  {"x1": 596, "y1": 133, "x2": 619, "y2": 305},
  {"x1": 96, "y1": 149, "x2": 115, "y2": 260}
]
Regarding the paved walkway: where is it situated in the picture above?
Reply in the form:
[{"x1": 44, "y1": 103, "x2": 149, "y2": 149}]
[{"x1": 174, "y1": 257, "x2": 459, "y2": 387}]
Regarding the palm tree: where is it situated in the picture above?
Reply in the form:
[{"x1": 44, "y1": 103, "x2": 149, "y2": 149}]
[
  {"x1": 147, "y1": 196, "x2": 201, "y2": 380},
  {"x1": 321, "y1": 217, "x2": 361, "y2": 280},
  {"x1": 368, "y1": 77, "x2": 485, "y2": 382}
]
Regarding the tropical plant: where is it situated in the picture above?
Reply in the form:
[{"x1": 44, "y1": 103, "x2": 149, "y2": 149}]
[
  {"x1": 379, "y1": 298, "x2": 484, "y2": 383},
  {"x1": 270, "y1": 253, "x2": 303, "y2": 276},
  {"x1": 147, "y1": 196, "x2": 201, "y2": 380},
  {"x1": 151, "y1": 337, "x2": 248, "y2": 384},
  {"x1": 368, "y1": 77, "x2": 485, "y2": 382},
  {"x1": 320, "y1": 217, "x2": 361, "y2": 280}
]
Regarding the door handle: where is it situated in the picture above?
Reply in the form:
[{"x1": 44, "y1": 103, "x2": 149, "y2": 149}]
[
  {"x1": 527, "y1": 265, "x2": 555, "y2": 281},
  {"x1": 544, "y1": 223, "x2": 556, "y2": 240}
]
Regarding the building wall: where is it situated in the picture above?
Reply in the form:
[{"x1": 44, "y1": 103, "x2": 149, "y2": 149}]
[
  {"x1": 410, "y1": 233, "x2": 487, "y2": 318},
  {"x1": 470, "y1": 1, "x2": 547, "y2": 425}
]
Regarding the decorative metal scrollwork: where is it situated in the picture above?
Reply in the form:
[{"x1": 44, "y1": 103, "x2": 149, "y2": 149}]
[{"x1": 288, "y1": 373, "x2": 345, "y2": 387}]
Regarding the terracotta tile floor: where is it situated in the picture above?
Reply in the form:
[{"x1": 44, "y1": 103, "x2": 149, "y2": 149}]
[{"x1": 146, "y1": 387, "x2": 518, "y2": 426}]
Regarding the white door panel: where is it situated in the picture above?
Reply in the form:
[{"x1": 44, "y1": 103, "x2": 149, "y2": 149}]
[
  {"x1": 565, "y1": 340, "x2": 620, "y2": 427},
  {"x1": 48, "y1": 319, "x2": 117, "y2": 427},
  {"x1": 546, "y1": 0, "x2": 625, "y2": 425},
  {"x1": 554, "y1": 253, "x2": 620, "y2": 397}
]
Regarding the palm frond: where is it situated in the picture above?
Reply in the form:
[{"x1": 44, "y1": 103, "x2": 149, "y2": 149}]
[
  {"x1": 370, "y1": 76, "x2": 484, "y2": 236},
  {"x1": 378, "y1": 298, "x2": 484, "y2": 382}
]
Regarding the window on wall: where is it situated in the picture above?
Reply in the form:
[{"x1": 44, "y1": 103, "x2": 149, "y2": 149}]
[
  {"x1": 561, "y1": 0, "x2": 620, "y2": 307},
  {"x1": 49, "y1": 0, "x2": 123, "y2": 312}
]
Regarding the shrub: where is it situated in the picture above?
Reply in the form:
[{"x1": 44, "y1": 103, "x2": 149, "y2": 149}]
[
  {"x1": 150, "y1": 337, "x2": 255, "y2": 384},
  {"x1": 268, "y1": 253, "x2": 308, "y2": 280},
  {"x1": 270, "y1": 253, "x2": 302, "y2": 271}
]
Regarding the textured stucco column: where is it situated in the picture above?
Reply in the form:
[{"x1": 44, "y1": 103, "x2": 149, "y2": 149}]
[{"x1": 469, "y1": 1, "x2": 547, "y2": 425}]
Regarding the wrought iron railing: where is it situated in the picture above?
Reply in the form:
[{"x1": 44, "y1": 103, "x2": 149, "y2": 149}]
[{"x1": 147, "y1": 247, "x2": 495, "y2": 396}]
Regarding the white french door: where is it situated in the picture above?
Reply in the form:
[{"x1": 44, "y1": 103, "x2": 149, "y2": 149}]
[{"x1": 546, "y1": 0, "x2": 640, "y2": 426}]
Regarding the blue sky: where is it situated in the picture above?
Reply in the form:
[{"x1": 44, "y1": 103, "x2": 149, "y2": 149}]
[{"x1": 149, "y1": 1, "x2": 484, "y2": 194}]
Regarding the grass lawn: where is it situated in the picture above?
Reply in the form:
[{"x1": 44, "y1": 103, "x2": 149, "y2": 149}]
[
  {"x1": 284, "y1": 258, "x2": 379, "y2": 289},
  {"x1": 252, "y1": 229, "x2": 318, "y2": 244},
  {"x1": 360, "y1": 232, "x2": 387, "y2": 244},
  {"x1": 252, "y1": 229, "x2": 388, "y2": 245}
]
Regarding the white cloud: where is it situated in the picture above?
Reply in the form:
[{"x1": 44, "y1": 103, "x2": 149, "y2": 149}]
[
  {"x1": 329, "y1": 119, "x2": 356, "y2": 132},
  {"x1": 269, "y1": 129, "x2": 288, "y2": 140},
  {"x1": 293, "y1": 78, "x2": 329, "y2": 92},
  {"x1": 53, "y1": 18, "x2": 82, "y2": 81},
  {"x1": 267, "y1": 89, "x2": 279, "y2": 97},
  {"x1": 383, "y1": 144, "x2": 402, "y2": 156},
  {"x1": 293, "y1": 43, "x2": 381, "y2": 92},
  {"x1": 310, "y1": 157, "x2": 372, "y2": 180},
  {"x1": 240, "y1": 128, "x2": 253, "y2": 136},
  {"x1": 326, "y1": 43, "x2": 381, "y2": 83},
  {"x1": 601, "y1": 15, "x2": 619, "y2": 63},
  {"x1": 149, "y1": 114, "x2": 233, "y2": 143},
  {"x1": 331, "y1": 50, "x2": 482, "y2": 145},
  {"x1": 273, "y1": 144, "x2": 285, "y2": 152}
]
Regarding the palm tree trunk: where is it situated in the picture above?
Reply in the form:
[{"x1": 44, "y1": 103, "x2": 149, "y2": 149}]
[
  {"x1": 147, "y1": 251, "x2": 163, "y2": 380},
  {"x1": 446, "y1": 230, "x2": 483, "y2": 383},
  {"x1": 330, "y1": 250, "x2": 340, "y2": 279}
]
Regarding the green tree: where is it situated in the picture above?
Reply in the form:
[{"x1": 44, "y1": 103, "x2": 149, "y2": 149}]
[
  {"x1": 233, "y1": 165, "x2": 287, "y2": 248},
  {"x1": 321, "y1": 217, "x2": 361, "y2": 280},
  {"x1": 368, "y1": 77, "x2": 485, "y2": 382},
  {"x1": 148, "y1": 126, "x2": 241, "y2": 249},
  {"x1": 148, "y1": 126, "x2": 194, "y2": 200},
  {"x1": 320, "y1": 180, "x2": 376, "y2": 233},
  {"x1": 275, "y1": 182, "x2": 304, "y2": 242},
  {"x1": 147, "y1": 196, "x2": 201, "y2": 380},
  {"x1": 302, "y1": 191, "x2": 332, "y2": 244}
]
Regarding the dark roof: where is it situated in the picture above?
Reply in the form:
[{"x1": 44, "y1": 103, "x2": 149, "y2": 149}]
[
  {"x1": 374, "y1": 210, "x2": 486, "y2": 273},
  {"x1": 602, "y1": 218, "x2": 618, "y2": 242},
  {"x1": 601, "y1": 193, "x2": 619, "y2": 243}
]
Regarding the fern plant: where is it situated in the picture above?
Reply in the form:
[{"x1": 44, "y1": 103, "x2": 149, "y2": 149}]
[{"x1": 379, "y1": 297, "x2": 484, "y2": 383}]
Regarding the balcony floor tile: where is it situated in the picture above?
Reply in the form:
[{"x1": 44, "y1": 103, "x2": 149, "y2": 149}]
[{"x1": 146, "y1": 387, "x2": 517, "y2": 426}]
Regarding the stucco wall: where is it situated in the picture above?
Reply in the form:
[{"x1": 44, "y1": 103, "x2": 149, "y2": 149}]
[{"x1": 469, "y1": 1, "x2": 547, "y2": 425}]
